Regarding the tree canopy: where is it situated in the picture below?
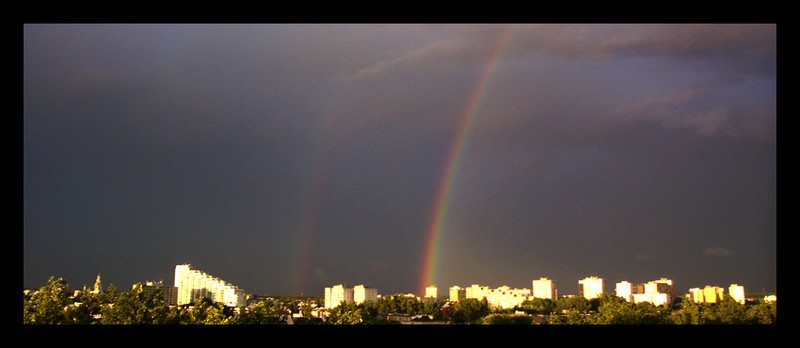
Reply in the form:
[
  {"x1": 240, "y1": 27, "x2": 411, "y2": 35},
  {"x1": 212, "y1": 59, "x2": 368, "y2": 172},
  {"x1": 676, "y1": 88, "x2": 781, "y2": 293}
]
[{"x1": 23, "y1": 276, "x2": 776, "y2": 325}]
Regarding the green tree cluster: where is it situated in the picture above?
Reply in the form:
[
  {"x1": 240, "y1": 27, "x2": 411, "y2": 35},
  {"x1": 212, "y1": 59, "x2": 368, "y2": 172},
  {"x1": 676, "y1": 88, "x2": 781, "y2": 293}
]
[{"x1": 23, "y1": 277, "x2": 333, "y2": 325}]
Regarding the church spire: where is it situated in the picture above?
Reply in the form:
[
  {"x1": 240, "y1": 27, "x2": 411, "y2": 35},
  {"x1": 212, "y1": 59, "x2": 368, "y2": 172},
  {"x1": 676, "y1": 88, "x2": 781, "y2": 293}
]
[{"x1": 93, "y1": 274, "x2": 102, "y2": 294}]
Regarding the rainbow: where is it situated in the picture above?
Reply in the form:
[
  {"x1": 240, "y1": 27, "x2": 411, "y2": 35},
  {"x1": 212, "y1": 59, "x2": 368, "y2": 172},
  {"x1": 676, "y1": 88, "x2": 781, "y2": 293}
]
[
  {"x1": 418, "y1": 25, "x2": 516, "y2": 295},
  {"x1": 290, "y1": 118, "x2": 337, "y2": 295},
  {"x1": 290, "y1": 159, "x2": 326, "y2": 295}
]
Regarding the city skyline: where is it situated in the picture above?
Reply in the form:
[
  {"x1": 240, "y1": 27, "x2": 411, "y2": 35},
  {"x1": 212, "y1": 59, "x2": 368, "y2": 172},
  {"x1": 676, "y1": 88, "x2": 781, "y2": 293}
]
[
  {"x1": 24, "y1": 24, "x2": 776, "y2": 298},
  {"x1": 23, "y1": 262, "x2": 772, "y2": 299}
]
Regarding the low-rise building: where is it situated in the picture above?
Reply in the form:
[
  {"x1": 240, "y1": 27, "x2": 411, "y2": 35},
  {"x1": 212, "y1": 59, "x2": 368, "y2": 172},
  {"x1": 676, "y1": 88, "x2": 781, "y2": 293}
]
[{"x1": 133, "y1": 280, "x2": 178, "y2": 306}]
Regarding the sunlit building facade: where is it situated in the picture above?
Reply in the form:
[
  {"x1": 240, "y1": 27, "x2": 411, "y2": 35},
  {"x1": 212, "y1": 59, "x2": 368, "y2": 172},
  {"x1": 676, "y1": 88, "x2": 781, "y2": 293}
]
[
  {"x1": 578, "y1": 276, "x2": 604, "y2": 300},
  {"x1": 729, "y1": 284, "x2": 745, "y2": 304},
  {"x1": 353, "y1": 284, "x2": 378, "y2": 304},
  {"x1": 532, "y1": 277, "x2": 557, "y2": 300},
  {"x1": 615, "y1": 278, "x2": 673, "y2": 306},
  {"x1": 449, "y1": 286, "x2": 466, "y2": 302},
  {"x1": 626, "y1": 278, "x2": 674, "y2": 306},
  {"x1": 324, "y1": 284, "x2": 354, "y2": 309},
  {"x1": 687, "y1": 285, "x2": 725, "y2": 304},
  {"x1": 458, "y1": 284, "x2": 531, "y2": 309},
  {"x1": 615, "y1": 281, "x2": 635, "y2": 302},
  {"x1": 425, "y1": 285, "x2": 438, "y2": 299},
  {"x1": 703, "y1": 285, "x2": 725, "y2": 304},
  {"x1": 687, "y1": 287, "x2": 703, "y2": 303},
  {"x1": 173, "y1": 264, "x2": 245, "y2": 307},
  {"x1": 465, "y1": 284, "x2": 492, "y2": 300},
  {"x1": 485, "y1": 285, "x2": 532, "y2": 309}
]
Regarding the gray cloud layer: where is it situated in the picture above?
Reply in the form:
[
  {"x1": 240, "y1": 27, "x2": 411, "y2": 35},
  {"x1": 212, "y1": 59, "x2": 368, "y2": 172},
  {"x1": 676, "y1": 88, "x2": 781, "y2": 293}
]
[{"x1": 24, "y1": 24, "x2": 776, "y2": 296}]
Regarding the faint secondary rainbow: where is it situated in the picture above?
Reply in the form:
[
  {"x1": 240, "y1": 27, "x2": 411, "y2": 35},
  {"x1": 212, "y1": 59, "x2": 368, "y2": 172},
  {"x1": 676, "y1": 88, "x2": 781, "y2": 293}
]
[
  {"x1": 290, "y1": 116, "x2": 337, "y2": 296},
  {"x1": 418, "y1": 25, "x2": 516, "y2": 295},
  {"x1": 289, "y1": 154, "x2": 327, "y2": 295}
]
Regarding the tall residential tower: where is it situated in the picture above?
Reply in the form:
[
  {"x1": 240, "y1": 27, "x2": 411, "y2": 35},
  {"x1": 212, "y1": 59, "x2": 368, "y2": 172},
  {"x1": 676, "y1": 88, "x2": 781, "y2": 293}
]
[{"x1": 173, "y1": 264, "x2": 245, "y2": 307}]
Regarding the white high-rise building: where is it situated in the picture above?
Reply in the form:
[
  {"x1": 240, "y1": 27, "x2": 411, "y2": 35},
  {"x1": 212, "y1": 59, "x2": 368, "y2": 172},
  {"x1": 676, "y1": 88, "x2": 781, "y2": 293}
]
[
  {"x1": 323, "y1": 284, "x2": 377, "y2": 308},
  {"x1": 458, "y1": 284, "x2": 531, "y2": 309},
  {"x1": 729, "y1": 284, "x2": 745, "y2": 304},
  {"x1": 703, "y1": 286, "x2": 725, "y2": 304},
  {"x1": 485, "y1": 285, "x2": 532, "y2": 309},
  {"x1": 617, "y1": 278, "x2": 673, "y2": 306},
  {"x1": 578, "y1": 276, "x2": 604, "y2": 300},
  {"x1": 353, "y1": 284, "x2": 378, "y2": 304},
  {"x1": 688, "y1": 285, "x2": 725, "y2": 304},
  {"x1": 449, "y1": 286, "x2": 466, "y2": 302},
  {"x1": 425, "y1": 285, "x2": 438, "y2": 299},
  {"x1": 532, "y1": 277, "x2": 557, "y2": 300},
  {"x1": 324, "y1": 284, "x2": 353, "y2": 309},
  {"x1": 615, "y1": 281, "x2": 634, "y2": 302},
  {"x1": 173, "y1": 264, "x2": 245, "y2": 307},
  {"x1": 465, "y1": 284, "x2": 492, "y2": 300}
]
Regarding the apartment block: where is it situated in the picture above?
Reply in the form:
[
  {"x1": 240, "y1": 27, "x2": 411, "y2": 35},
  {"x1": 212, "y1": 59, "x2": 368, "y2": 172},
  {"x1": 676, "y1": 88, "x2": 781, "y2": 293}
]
[
  {"x1": 449, "y1": 286, "x2": 466, "y2": 302},
  {"x1": 425, "y1": 285, "x2": 438, "y2": 299},
  {"x1": 615, "y1": 281, "x2": 635, "y2": 302},
  {"x1": 324, "y1": 283, "x2": 378, "y2": 308},
  {"x1": 173, "y1": 264, "x2": 245, "y2": 307},
  {"x1": 687, "y1": 285, "x2": 725, "y2": 304},
  {"x1": 324, "y1": 284, "x2": 354, "y2": 309},
  {"x1": 578, "y1": 276, "x2": 604, "y2": 300},
  {"x1": 729, "y1": 284, "x2": 745, "y2": 304},
  {"x1": 532, "y1": 277, "x2": 557, "y2": 300},
  {"x1": 353, "y1": 284, "x2": 378, "y2": 304}
]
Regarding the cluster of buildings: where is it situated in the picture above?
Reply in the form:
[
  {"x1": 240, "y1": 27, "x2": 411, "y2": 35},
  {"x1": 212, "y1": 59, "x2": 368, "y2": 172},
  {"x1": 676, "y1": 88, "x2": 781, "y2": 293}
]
[
  {"x1": 415, "y1": 276, "x2": 758, "y2": 310},
  {"x1": 123, "y1": 264, "x2": 246, "y2": 308},
  {"x1": 323, "y1": 284, "x2": 379, "y2": 308},
  {"x1": 419, "y1": 277, "x2": 676, "y2": 310},
  {"x1": 320, "y1": 277, "x2": 687, "y2": 311},
  {"x1": 687, "y1": 284, "x2": 749, "y2": 305},
  {"x1": 43, "y1": 265, "x2": 773, "y2": 313}
]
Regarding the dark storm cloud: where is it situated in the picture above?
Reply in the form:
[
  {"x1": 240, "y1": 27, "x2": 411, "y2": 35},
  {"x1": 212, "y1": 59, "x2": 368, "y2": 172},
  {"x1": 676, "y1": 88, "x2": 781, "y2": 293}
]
[
  {"x1": 25, "y1": 24, "x2": 775, "y2": 296},
  {"x1": 507, "y1": 24, "x2": 775, "y2": 67},
  {"x1": 703, "y1": 246, "x2": 735, "y2": 258}
]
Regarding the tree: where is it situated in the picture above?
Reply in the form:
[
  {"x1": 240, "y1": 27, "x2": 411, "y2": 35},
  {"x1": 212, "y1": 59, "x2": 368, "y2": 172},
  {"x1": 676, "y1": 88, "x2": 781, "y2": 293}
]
[
  {"x1": 555, "y1": 296, "x2": 591, "y2": 314},
  {"x1": 298, "y1": 301, "x2": 315, "y2": 319},
  {"x1": 594, "y1": 293, "x2": 638, "y2": 324},
  {"x1": 520, "y1": 298, "x2": 556, "y2": 315},
  {"x1": 187, "y1": 297, "x2": 233, "y2": 324},
  {"x1": 65, "y1": 289, "x2": 103, "y2": 324},
  {"x1": 100, "y1": 285, "x2": 151, "y2": 324},
  {"x1": 746, "y1": 301, "x2": 776, "y2": 324},
  {"x1": 564, "y1": 310, "x2": 592, "y2": 324},
  {"x1": 715, "y1": 295, "x2": 747, "y2": 324},
  {"x1": 23, "y1": 276, "x2": 71, "y2": 324},
  {"x1": 667, "y1": 298, "x2": 703, "y2": 324},
  {"x1": 451, "y1": 298, "x2": 490, "y2": 324},
  {"x1": 368, "y1": 294, "x2": 422, "y2": 316},
  {"x1": 481, "y1": 313, "x2": 533, "y2": 325},
  {"x1": 237, "y1": 300, "x2": 282, "y2": 324},
  {"x1": 104, "y1": 284, "x2": 119, "y2": 304},
  {"x1": 143, "y1": 288, "x2": 172, "y2": 324},
  {"x1": 327, "y1": 302, "x2": 370, "y2": 324},
  {"x1": 421, "y1": 298, "x2": 447, "y2": 320},
  {"x1": 633, "y1": 301, "x2": 666, "y2": 324}
]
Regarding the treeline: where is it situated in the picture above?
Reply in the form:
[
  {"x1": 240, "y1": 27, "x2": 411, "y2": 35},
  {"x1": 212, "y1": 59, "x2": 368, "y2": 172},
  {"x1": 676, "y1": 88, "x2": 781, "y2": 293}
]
[
  {"x1": 22, "y1": 276, "x2": 320, "y2": 325},
  {"x1": 23, "y1": 276, "x2": 776, "y2": 325}
]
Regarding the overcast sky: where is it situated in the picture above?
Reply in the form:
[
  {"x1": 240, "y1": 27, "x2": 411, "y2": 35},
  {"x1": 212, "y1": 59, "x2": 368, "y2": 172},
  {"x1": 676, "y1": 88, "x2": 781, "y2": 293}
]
[{"x1": 24, "y1": 24, "x2": 776, "y2": 297}]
